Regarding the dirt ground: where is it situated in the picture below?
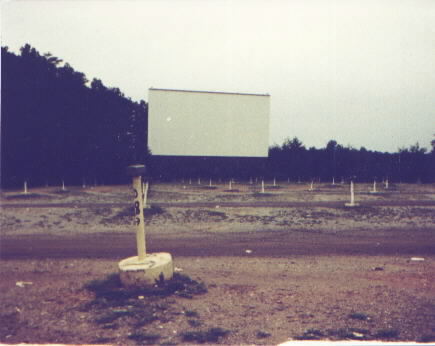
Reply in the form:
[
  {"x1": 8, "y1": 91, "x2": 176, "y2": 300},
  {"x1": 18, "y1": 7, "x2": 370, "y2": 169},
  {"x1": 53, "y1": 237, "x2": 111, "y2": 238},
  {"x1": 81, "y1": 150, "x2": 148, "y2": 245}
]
[{"x1": 0, "y1": 181, "x2": 434, "y2": 345}]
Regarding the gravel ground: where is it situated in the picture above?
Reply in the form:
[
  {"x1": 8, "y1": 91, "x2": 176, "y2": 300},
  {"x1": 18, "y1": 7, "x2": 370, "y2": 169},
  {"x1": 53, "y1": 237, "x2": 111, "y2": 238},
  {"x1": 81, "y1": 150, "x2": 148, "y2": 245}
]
[{"x1": 0, "y1": 183, "x2": 434, "y2": 344}]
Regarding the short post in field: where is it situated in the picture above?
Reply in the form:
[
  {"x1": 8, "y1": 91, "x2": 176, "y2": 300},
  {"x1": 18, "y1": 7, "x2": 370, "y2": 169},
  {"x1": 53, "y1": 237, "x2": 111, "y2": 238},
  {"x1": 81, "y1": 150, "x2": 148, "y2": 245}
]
[
  {"x1": 143, "y1": 181, "x2": 149, "y2": 208},
  {"x1": 332, "y1": 177, "x2": 335, "y2": 185},
  {"x1": 308, "y1": 180, "x2": 314, "y2": 191},
  {"x1": 23, "y1": 181, "x2": 28, "y2": 194},
  {"x1": 371, "y1": 180, "x2": 377, "y2": 193},
  {"x1": 119, "y1": 164, "x2": 173, "y2": 287},
  {"x1": 385, "y1": 178, "x2": 389, "y2": 189},
  {"x1": 198, "y1": 177, "x2": 201, "y2": 185},
  {"x1": 134, "y1": 174, "x2": 146, "y2": 260},
  {"x1": 229, "y1": 180, "x2": 232, "y2": 190},
  {"x1": 261, "y1": 180, "x2": 265, "y2": 193},
  {"x1": 273, "y1": 177, "x2": 276, "y2": 187},
  {"x1": 62, "y1": 180, "x2": 66, "y2": 191},
  {"x1": 345, "y1": 180, "x2": 359, "y2": 207},
  {"x1": 209, "y1": 178, "x2": 212, "y2": 187}
]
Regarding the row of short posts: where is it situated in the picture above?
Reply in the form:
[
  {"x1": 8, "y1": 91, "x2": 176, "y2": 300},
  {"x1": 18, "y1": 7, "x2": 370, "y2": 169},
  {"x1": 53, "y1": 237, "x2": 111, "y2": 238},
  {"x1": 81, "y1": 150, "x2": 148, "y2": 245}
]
[{"x1": 22, "y1": 178, "x2": 106, "y2": 193}]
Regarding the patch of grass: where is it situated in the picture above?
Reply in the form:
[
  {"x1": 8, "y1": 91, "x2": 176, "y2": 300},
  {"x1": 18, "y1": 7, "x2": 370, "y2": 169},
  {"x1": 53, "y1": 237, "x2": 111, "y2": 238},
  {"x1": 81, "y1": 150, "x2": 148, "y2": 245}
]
[
  {"x1": 53, "y1": 189, "x2": 70, "y2": 194},
  {"x1": 181, "y1": 327, "x2": 230, "y2": 343},
  {"x1": 83, "y1": 273, "x2": 125, "y2": 306},
  {"x1": 92, "y1": 207, "x2": 112, "y2": 217},
  {"x1": 185, "y1": 310, "x2": 199, "y2": 318},
  {"x1": 95, "y1": 309, "x2": 132, "y2": 324},
  {"x1": 143, "y1": 205, "x2": 165, "y2": 217},
  {"x1": 327, "y1": 328, "x2": 369, "y2": 340},
  {"x1": 128, "y1": 332, "x2": 160, "y2": 344},
  {"x1": 348, "y1": 312, "x2": 370, "y2": 321},
  {"x1": 102, "y1": 207, "x2": 132, "y2": 224},
  {"x1": 196, "y1": 186, "x2": 217, "y2": 190},
  {"x1": 83, "y1": 272, "x2": 207, "y2": 310},
  {"x1": 295, "y1": 328, "x2": 324, "y2": 340},
  {"x1": 83, "y1": 273, "x2": 208, "y2": 340},
  {"x1": 341, "y1": 206, "x2": 376, "y2": 213},
  {"x1": 93, "y1": 337, "x2": 115, "y2": 344},
  {"x1": 188, "y1": 319, "x2": 202, "y2": 327},
  {"x1": 205, "y1": 210, "x2": 227, "y2": 218},
  {"x1": 256, "y1": 330, "x2": 271, "y2": 338},
  {"x1": 101, "y1": 322, "x2": 118, "y2": 329},
  {"x1": 133, "y1": 307, "x2": 158, "y2": 327},
  {"x1": 0, "y1": 311, "x2": 22, "y2": 336},
  {"x1": 252, "y1": 192, "x2": 274, "y2": 197},
  {"x1": 5, "y1": 193, "x2": 47, "y2": 199},
  {"x1": 375, "y1": 329, "x2": 399, "y2": 339}
]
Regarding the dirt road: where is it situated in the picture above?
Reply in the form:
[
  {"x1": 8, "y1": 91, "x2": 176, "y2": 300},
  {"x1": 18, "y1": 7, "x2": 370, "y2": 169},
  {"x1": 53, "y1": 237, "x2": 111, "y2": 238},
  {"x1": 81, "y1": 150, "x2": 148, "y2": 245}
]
[{"x1": 1, "y1": 226, "x2": 435, "y2": 260}]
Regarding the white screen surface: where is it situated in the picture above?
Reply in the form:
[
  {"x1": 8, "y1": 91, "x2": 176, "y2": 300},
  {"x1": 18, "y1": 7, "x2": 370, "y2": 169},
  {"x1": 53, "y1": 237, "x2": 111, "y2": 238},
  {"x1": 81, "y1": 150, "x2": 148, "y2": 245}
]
[{"x1": 148, "y1": 89, "x2": 270, "y2": 157}]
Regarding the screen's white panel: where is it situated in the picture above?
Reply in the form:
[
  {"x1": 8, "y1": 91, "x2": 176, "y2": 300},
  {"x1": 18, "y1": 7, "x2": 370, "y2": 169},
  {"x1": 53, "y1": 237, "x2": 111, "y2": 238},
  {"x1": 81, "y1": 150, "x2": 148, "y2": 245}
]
[{"x1": 148, "y1": 89, "x2": 270, "y2": 157}]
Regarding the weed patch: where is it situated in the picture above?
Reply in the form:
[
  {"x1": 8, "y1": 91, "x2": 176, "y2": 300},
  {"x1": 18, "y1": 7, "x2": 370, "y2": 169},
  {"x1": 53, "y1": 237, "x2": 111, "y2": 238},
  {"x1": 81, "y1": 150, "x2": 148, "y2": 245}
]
[
  {"x1": 184, "y1": 310, "x2": 199, "y2": 318},
  {"x1": 348, "y1": 312, "x2": 370, "y2": 321},
  {"x1": 128, "y1": 332, "x2": 160, "y2": 344},
  {"x1": 143, "y1": 205, "x2": 165, "y2": 217},
  {"x1": 92, "y1": 207, "x2": 112, "y2": 217},
  {"x1": 188, "y1": 319, "x2": 202, "y2": 327},
  {"x1": 205, "y1": 210, "x2": 227, "y2": 218},
  {"x1": 53, "y1": 189, "x2": 70, "y2": 194},
  {"x1": 375, "y1": 329, "x2": 399, "y2": 339},
  {"x1": 83, "y1": 273, "x2": 207, "y2": 309},
  {"x1": 102, "y1": 207, "x2": 132, "y2": 224},
  {"x1": 196, "y1": 186, "x2": 217, "y2": 190},
  {"x1": 327, "y1": 328, "x2": 369, "y2": 340},
  {"x1": 5, "y1": 193, "x2": 48, "y2": 200},
  {"x1": 252, "y1": 192, "x2": 274, "y2": 197},
  {"x1": 93, "y1": 337, "x2": 114, "y2": 344},
  {"x1": 295, "y1": 328, "x2": 324, "y2": 340},
  {"x1": 256, "y1": 330, "x2": 271, "y2": 338},
  {"x1": 181, "y1": 327, "x2": 230, "y2": 343},
  {"x1": 82, "y1": 273, "x2": 207, "y2": 343}
]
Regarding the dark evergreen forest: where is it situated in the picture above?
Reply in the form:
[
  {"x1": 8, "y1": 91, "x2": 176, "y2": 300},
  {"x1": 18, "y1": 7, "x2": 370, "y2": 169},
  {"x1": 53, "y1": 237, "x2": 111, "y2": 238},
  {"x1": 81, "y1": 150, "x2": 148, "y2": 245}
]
[
  {"x1": 1, "y1": 45, "x2": 434, "y2": 188},
  {"x1": 1, "y1": 45, "x2": 148, "y2": 187}
]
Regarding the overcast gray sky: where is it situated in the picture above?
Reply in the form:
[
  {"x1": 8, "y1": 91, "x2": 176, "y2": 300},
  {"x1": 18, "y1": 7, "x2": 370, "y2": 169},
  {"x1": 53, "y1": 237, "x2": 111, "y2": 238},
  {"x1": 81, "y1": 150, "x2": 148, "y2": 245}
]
[{"x1": 2, "y1": 0, "x2": 434, "y2": 152}]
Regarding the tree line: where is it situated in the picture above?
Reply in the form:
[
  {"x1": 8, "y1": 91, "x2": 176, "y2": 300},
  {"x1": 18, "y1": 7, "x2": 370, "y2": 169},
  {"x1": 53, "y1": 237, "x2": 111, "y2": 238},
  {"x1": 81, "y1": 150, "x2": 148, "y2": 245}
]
[
  {"x1": 1, "y1": 44, "x2": 148, "y2": 188},
  {"x1": 267, "y1": 137, "x2": 434, "y2": 184},
  {"x1": 1, "y1": 44, "x2": 433, "y2": 188}
]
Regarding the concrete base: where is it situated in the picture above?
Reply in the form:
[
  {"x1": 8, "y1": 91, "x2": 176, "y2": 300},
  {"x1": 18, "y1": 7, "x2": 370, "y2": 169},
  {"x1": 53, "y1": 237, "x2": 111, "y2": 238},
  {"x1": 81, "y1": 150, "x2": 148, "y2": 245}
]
[
  {"x1": 344, "y1": 202, "x2": 360, "y2": 208},
  {"x1": 118, "y1": 253, "x2": 174, "y2": 287}
]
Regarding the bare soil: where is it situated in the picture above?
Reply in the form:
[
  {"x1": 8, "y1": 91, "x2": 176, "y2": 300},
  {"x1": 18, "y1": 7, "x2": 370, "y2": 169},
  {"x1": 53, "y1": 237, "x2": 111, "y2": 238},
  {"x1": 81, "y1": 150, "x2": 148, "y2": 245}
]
[{"x1": 1, "y1": 182, "x2": 434, "y2": 345}]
